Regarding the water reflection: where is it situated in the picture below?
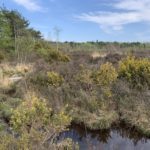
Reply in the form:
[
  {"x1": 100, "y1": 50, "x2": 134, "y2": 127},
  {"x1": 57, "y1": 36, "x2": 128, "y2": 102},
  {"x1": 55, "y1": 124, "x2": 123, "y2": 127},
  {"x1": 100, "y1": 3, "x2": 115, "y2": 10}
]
[{"x1": 58, "y1": 122, "x2": 150, "y2": 150}]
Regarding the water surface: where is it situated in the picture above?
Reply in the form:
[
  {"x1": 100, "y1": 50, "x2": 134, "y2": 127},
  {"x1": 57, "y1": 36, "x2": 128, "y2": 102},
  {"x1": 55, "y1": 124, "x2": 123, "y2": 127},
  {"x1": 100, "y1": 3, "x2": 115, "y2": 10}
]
[{"x1": 59, "y1": 123, "x2": 150, "y2": 150}]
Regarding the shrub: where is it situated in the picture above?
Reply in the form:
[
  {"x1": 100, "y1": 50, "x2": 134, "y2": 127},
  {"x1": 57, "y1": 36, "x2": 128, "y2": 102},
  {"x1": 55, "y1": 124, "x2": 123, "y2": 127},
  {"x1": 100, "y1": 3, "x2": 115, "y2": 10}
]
[
  {"x1": 36, "y1": 48, "x2": 50, "y2": 58},
  {"x1": 0, "y1": 51, "x2": 4, "y2": 63},
  {"x1": 47, "y1": 71, "x2": 64, "y2": 87},
  {"x1": 52, "y1": 108, "x2": 72, "y2": 130},
  {"x1": 31, "y1": 71, "x2": 64, "y2": 87},
  {"x1": 36, "y1": 47, "x2": 70, "y2": 62},
  {"x1": 47, "y1": 50, "x2": 70, "y2": 62},
  {"x1": 92, "y1": 62, "x2": 118, "y2": 86},
  {"x1": 120, "y1": 101, "x2": 150, "y2": 136},
  {"x1": 32, "y1": 72, "x2": 47, "y2": 86},
  {"x1": 0, "y1": 97, "x2": 21, "y2": 122},
  {"x1": 7, "y1": 95, "x2": 72, "y2": 149},
  {"x1": 0, "y1": 122, "x2": 6, "y2": 131},
  {"x1": 56, "y1": 138, "x2": 79, "y2": 150},
  {"x1": 118, "y1": 56, "x2": 150, "y2": 89},
  {"x1": 0, "y1": 133, "x2": 78, "y2": 150},
  {"x1": 72, "y1": 108, "x2": 118, "y2": 130},
  {"x1": 76, "y1": 68, "x2": 92, "y2": 84},
  {"x1": 34, "y1": 40, "x2": 52, "y2": 50},
  {"x1": 0, "y1": 103, "x2": 12, "y2": 121},
  {"x1": 11, "y1": 96, "x2": 51, "y2": 131},
  {"x1": 34, "y1": 42, "x2": 43, "y2": 50}
]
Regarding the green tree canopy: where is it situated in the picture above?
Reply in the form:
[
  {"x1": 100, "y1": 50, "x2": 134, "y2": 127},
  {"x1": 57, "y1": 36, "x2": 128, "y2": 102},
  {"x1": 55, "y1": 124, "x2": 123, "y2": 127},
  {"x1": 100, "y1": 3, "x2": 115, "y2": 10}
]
[{"x1": 0, "y1": 7, "x2": 42, "y2": 50}]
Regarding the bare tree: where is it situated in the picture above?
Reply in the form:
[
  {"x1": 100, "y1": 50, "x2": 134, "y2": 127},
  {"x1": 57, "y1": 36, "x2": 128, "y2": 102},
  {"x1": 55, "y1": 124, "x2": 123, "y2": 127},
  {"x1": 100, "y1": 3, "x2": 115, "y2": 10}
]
[{"x1": 53, "y1": 26, "x2": 61, "y2": 51}]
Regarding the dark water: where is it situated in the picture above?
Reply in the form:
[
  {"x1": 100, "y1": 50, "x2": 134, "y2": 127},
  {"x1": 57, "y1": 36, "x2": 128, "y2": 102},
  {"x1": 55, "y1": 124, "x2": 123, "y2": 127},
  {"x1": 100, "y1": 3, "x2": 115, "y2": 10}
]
[{"x1": 58, "y1": 123, "x2": 150, "y2": 150}]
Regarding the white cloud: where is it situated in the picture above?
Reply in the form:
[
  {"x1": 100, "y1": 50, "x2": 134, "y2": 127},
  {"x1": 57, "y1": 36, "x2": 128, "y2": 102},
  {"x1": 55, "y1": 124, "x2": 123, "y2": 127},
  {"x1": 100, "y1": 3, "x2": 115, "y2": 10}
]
[
  {"x1": 76, "y1": 0, "x2": 150, "y2": 32},
  {"x1": 13, "y1": 0, "x2": 43, "y2": 11},
  {"x1": 114, "y1": 0, "x2": 149, "y2": 11}
]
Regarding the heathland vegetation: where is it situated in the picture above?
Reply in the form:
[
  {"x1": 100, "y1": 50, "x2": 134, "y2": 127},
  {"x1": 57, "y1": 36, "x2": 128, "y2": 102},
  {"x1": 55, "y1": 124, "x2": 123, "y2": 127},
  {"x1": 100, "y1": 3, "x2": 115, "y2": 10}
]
[{"x1": 0, "y1": 7, "x2": 150, "y2": 149}]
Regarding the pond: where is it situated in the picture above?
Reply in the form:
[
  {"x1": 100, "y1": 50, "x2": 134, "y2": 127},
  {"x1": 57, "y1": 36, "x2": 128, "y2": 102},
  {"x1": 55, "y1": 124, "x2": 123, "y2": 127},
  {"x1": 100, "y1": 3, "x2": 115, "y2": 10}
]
[{"x1": 58, "y1": 122, "x2": 150, "y2": 150}]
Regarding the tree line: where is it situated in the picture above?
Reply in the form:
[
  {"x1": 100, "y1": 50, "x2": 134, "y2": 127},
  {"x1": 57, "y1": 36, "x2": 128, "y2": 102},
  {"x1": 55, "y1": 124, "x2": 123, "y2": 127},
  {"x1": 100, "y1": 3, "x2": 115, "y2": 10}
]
[{"x1": 0, "y1": 7, "x2": 42, "y2": 51}]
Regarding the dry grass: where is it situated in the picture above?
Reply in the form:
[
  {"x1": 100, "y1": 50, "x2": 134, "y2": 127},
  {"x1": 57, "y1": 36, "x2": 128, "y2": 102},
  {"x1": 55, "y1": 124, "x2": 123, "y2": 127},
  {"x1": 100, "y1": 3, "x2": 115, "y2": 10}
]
[
  {"x1": 0, "y1": 77, "x2": 13, "y2": 88},
  {"x1": 121, "y1": 101, "x2": 150, "y2": 136},
  {"x1": 0, "y1": 62, "x2": 34, "y2": 91},
  {"x1": 91, "y1": 51, "x2": 107, "y2": 59},
  {"x1": 71, "y1": 108, "x2": 118, "y2": 130},
  {"x1": 0, "y1": 63, "x2": 33, "y2": 76}
]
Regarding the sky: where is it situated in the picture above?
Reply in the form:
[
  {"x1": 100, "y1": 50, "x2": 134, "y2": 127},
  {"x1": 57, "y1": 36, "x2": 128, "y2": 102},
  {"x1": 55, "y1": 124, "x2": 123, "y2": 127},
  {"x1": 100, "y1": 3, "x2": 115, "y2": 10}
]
[{"x1": 1, "y1": 0, "x2": 150, "y2": 42}]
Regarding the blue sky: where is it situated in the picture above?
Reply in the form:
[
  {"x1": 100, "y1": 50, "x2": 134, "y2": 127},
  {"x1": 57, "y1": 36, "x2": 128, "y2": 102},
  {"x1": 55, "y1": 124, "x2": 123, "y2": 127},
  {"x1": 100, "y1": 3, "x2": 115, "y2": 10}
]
[{"x1": 1, "y1": 0, "x2": 150, "y2": 42}]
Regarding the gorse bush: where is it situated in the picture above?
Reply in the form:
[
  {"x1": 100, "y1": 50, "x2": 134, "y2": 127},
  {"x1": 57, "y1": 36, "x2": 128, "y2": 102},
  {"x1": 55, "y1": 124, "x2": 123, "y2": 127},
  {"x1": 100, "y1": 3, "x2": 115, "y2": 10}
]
[
  {"x1": 34, "y1": 40, "x2": 52, "y2": 50},
  {"x1": 75, "y1": 67, "x2": 93, "y2": 88},
  {"x1": 76, "y1": 63, "x2": 118, "y2": 88},
  {"x1": 34, "y1": 40, "x2": 71, "y2": 63},
  {"x1": 36, "y1": 46, "x2": 70, "y2": 63},
  {"x1": 47, "y1": 50, "x2": 70, "y2": 62},
  {"x1": 32, "y1": 71, "x2": 64, "y2": 87},
  {"x1": 92, "y1": 62, "x2": 118, "y2": 86},
  {"x1": 0, "y1": 134, "x2": 78, "y2": 150},
  {"x1": 1, "y1": 96, "x2": 73, "y2": 149},
  {"x1": 47, "y1": 71, "x2": 64, "y2": 86},
  {"x1": 36, "y1": 48, "x2": 51, "y2": 58},
  {"x1": 52, "y1": 107, "x2": 72, "y2": 129},
  {"x1": 118, "y1": 56, "x2": 150, "y2": 89},
  {"x1": 11, "y1": 96, "x2": 51, "y2": 131}
]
